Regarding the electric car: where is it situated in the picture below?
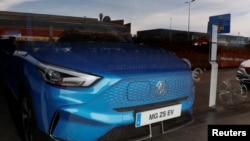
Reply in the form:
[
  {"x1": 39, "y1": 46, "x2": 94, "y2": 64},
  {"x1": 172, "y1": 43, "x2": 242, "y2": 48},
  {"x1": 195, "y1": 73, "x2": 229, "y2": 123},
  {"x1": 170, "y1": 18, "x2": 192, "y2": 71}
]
[{"x1": 0, "y1": 31, "x2": 194, "y2": 141}]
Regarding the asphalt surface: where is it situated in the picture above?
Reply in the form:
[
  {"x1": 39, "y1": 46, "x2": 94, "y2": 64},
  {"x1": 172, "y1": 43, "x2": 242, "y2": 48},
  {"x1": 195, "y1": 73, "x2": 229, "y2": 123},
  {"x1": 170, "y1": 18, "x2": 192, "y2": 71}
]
[
  {"x1": 1, "y1": 68, "x2": 250, "y2": 141},
  {"x1": 0, "y1": 92, "x2": 21, "y2": 141}
]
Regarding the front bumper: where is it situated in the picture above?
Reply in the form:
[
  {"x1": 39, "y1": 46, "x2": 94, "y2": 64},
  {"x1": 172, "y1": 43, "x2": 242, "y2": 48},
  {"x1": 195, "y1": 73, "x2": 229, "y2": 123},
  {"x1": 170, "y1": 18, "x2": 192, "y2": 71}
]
[
  {"x1": 48, "y1": 99, "x2": 193, "y2": 141},
  {"x1": 49, "y1": 104, "x2": 134, "y2": 141},
  {"x1": 98, "y1": 111, "x2": 193, "y2": 141}
]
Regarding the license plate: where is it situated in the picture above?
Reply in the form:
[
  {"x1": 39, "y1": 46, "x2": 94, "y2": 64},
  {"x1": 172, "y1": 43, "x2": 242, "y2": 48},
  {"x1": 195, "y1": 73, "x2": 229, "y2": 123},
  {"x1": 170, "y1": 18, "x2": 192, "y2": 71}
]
[{"x1": 135, "y1": 104, "x2": 182, "y2": 127}]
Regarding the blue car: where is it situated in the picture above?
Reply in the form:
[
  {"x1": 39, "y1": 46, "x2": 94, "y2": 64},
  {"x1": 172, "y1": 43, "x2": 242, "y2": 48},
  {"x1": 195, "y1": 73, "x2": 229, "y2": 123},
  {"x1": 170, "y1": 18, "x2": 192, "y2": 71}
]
[{"x1": 0, "y1": 31, "x2": 194, "y2": 141}]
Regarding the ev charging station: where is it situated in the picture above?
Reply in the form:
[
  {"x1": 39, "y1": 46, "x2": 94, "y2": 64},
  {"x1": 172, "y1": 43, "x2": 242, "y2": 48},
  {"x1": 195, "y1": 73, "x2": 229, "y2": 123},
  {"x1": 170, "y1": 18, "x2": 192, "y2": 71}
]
[
  {"x1": 209, "y1": 25, "x2": 219, "y2": 107},
  {"x1": 208, "y1": 13, "x2": 231, "y2": 107}
]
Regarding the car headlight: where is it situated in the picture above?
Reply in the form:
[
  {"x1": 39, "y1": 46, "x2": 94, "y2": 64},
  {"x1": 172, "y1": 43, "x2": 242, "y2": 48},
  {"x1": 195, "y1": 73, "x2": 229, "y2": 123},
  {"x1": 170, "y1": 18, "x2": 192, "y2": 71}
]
[{"x1": 37, "y1": 62, "x2": 101, "y2": 87}]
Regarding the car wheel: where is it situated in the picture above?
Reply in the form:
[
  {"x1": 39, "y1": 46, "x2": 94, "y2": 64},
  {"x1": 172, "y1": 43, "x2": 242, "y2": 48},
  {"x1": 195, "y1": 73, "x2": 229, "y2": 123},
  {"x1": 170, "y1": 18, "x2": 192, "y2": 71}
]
[
  {"x1": 20, "y1": 93, "x2": 51, "y2": 141},
  {"x1": 217, "y1": 78, "x2": 248, "y2": 110}
]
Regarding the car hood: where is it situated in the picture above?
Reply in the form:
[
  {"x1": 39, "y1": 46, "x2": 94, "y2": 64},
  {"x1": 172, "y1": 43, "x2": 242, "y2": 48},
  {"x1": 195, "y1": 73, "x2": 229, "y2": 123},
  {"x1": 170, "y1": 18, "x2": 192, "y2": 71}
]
[
  {"x1": 240, "y1": 59, "x2": 250, "y2": 68},
  {"x1": 20, "y1": 42, "x2": 189, "y2": 76}
]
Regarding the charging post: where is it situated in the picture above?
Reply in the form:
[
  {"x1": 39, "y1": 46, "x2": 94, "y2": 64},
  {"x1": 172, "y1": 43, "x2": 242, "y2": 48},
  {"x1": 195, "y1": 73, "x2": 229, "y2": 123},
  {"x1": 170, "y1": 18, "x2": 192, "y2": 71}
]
[
  {"x1": 209, "y1": 25, "x2": 218, "y2": 107},
  {"x1": 208, "y1": 13, "x2": 231, "y2": 107}
]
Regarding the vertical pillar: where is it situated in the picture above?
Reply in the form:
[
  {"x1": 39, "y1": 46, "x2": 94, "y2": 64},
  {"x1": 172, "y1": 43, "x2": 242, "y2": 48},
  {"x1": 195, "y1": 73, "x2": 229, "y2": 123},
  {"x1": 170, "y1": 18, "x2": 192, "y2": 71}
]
[{"x1": 209, "y1": 25, "x2": 218, "y2": 107}]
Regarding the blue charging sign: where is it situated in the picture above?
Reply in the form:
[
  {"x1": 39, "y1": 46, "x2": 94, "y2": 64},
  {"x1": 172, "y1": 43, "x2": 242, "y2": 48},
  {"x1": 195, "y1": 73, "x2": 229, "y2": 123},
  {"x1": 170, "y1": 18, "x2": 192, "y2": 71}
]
[{"x1": 208, "y1": 13, "x2": 231, "y2": 34}]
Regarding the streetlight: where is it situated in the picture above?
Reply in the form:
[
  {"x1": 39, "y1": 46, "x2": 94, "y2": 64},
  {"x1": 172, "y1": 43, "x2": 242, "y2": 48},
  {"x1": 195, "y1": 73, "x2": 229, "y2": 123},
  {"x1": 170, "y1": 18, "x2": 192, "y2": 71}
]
[
  {"x1": 185, "y1": 0, "x2": 195, "y2": 40},
  {"x1": 169, "y1": 17, "x2": 172, "y2": 30},
  {"x1": 169, "y1": 17, "x2": 172, "y2": 42}
]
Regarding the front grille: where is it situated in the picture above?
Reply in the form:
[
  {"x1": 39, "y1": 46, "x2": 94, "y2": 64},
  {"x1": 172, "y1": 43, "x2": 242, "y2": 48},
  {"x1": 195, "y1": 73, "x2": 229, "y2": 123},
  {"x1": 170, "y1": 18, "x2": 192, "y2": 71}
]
[
  {"x1": 98, "y1": 111, "x2": 193, "y2": 141},
  {"x1": 245, "y1": 68, "x2": 250, "y2": 74},
  {"x1": 103, "y1": 71, "x2": 193, "y2": 109},
  {"x1": 237, "y1": 71, "x2": 250, "y2": 84}
]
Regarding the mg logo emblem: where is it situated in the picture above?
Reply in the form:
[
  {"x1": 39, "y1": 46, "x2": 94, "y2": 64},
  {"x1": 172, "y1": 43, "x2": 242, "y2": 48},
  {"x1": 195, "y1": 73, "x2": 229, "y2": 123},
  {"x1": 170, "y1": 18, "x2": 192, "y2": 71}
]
[{"x1": 155, "y1": 81, "x2": 166, "y2": 96}]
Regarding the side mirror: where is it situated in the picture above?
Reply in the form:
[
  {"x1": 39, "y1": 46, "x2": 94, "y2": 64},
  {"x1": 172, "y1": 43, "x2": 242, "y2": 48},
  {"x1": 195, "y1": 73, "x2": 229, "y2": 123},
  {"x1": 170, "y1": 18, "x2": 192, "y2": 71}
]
[{"x1": 0, "y1": 36, "x2": 16, "y2": 55}]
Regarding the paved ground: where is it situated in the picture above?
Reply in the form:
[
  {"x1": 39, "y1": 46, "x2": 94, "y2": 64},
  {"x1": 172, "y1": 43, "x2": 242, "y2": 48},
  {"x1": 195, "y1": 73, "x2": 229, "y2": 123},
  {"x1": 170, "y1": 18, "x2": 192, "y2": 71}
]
[
  {"x1": 0, "y1": 93, "x2": 21, "y2": 141},
  {"x1": 1, "y1": 68, "x2": 250, "y2": 141}
]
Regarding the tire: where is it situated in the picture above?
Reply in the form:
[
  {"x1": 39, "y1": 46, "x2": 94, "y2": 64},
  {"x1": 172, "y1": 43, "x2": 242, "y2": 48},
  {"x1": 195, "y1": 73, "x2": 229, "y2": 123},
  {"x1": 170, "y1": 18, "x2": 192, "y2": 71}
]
[
  {"x1": 217, "y1": 79, "x2": 248, "y2": 110},
  {"x1": 20, "y1": 92, "x2": 51, "y2": 141}
]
